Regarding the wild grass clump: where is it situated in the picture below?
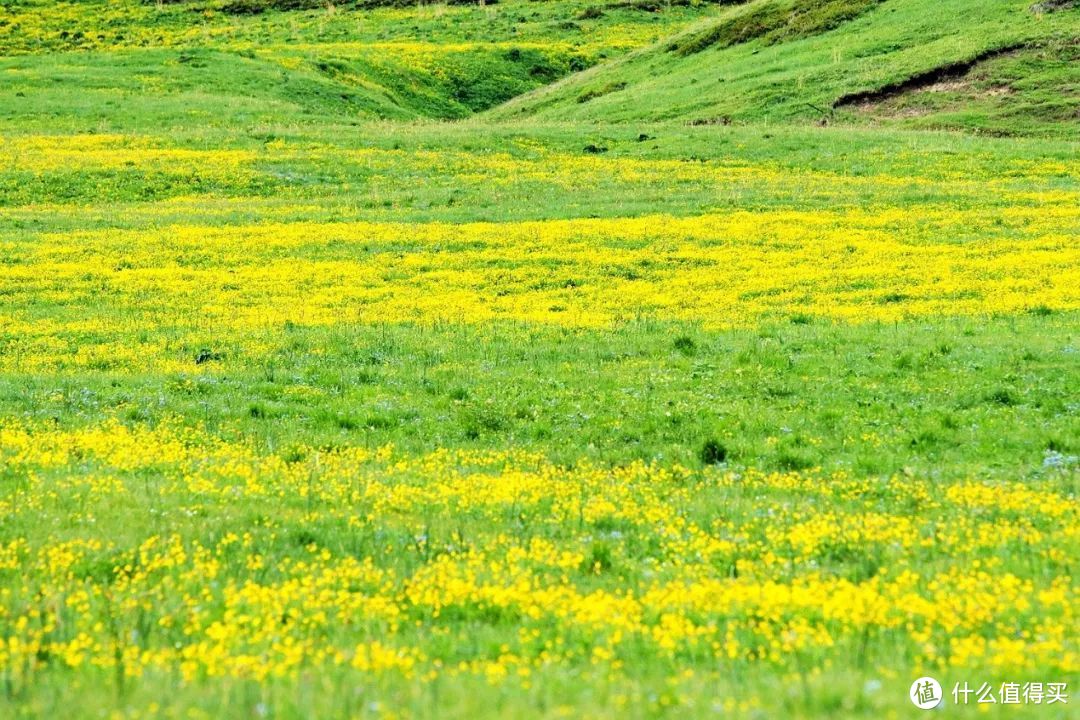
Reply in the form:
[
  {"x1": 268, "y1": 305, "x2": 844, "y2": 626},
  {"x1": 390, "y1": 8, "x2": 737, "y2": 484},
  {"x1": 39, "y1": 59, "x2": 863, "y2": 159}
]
[{"x1": 669, "y1": 0, "x2": 883, "y2": 56}]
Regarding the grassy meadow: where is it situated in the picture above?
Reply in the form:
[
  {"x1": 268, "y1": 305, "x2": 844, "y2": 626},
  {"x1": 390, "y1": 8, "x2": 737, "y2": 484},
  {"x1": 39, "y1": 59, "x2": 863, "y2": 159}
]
[{"x1": 0, "y1": 0, "x2": 1078, "y2": 718}]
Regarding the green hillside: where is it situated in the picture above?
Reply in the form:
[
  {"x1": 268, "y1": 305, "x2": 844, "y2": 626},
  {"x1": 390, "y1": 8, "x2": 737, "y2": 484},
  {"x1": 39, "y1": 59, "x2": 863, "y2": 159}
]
[
  {"x1": 4, "y1": 0, "x2": 1075, "y2": 134},
  {"x1": 492, "y1": 0, "x2": 1079, "y2": 136},
  {"x1": 0, "y1": 0, "x2": 715, "y2": 125}
]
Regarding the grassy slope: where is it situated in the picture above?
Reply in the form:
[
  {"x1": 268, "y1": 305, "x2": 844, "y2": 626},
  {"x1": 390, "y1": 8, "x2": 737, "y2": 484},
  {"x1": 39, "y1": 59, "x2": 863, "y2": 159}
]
[
  {"x1": 491, "y1": 0, "x2": 1080, "y2": 136},
  {"x1": 843, "y1": 39, "x2": 1080, "y2": 135},
  {"x1": 0, "y1": 0, "x2": 711, "y2": 122}
]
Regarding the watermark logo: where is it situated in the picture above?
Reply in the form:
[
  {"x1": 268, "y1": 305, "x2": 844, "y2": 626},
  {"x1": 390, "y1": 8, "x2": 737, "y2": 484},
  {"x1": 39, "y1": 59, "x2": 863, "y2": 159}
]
[
  {"x1": 907, "y1": 678, "x2": 1069, "y2": 709},
  {"x1": 910, "y1": 676, "x2": 943, "y2": 710},
  {"x1": 953, "y1": 681, "x2": 1068, "y2": 706}
]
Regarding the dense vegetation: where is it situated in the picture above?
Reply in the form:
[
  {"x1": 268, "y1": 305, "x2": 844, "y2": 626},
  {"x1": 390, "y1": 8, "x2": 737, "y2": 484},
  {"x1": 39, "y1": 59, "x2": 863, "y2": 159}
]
[
  {"x1": 0, "y1": 1, "x2": 1077, "y2": 718},
  {"x1": 496, "y1": 0, "x2": 1079, "y2": 136}
]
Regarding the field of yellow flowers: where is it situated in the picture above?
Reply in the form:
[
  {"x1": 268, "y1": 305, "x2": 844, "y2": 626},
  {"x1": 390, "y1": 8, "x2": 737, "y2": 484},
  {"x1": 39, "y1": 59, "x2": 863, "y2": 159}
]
[
  {"x1": 2, "y1": 2, "x2": 1079, "y2": 719},
  {"x1": 1, "y1": 121, "x2": 1077, "y2": 718}
]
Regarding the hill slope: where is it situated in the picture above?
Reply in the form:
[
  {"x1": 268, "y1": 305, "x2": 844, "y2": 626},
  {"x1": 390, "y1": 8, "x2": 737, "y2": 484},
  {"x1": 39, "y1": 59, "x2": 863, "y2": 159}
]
[
  {"x1": 0, "y1": 0, "x2": 718, "y2": 126},
  {"x1": 490, "y1": 0, "x2": 1079, "y2": 136}
]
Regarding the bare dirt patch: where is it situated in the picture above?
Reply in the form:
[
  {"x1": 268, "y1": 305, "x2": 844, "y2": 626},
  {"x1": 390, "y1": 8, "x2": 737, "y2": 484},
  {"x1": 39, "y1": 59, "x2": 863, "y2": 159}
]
[{"x1": 833, "y1": 43, "x2": 1027, "y2": 109}]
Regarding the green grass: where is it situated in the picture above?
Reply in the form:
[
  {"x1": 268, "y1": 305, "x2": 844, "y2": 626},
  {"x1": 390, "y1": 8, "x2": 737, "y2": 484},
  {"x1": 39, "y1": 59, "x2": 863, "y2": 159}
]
[
  {"x1": 494, "y1": 0, "x2": 1079, "y2": 136},
  {"x1": 841, "y1": 38, "x2": 1080, "y2": 136},
  {"x1": 667, "y1": 0, "x2": 884, "y2": 56},
  {"x1": 1, "y1": 1, "x2": 1079, "y2": 718},
  {"x1": 0, "y1": 0, "x2": 709, "y2": 120},
  {"x1": 5, "y1": 315, "x2": 1078, "y2": 476}
]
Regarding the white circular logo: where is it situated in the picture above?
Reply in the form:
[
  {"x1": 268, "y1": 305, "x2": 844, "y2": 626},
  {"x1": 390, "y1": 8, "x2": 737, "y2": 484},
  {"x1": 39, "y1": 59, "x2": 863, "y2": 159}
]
[{"x1": 910, "y1": 677, "x2": 943, "y2": 710}]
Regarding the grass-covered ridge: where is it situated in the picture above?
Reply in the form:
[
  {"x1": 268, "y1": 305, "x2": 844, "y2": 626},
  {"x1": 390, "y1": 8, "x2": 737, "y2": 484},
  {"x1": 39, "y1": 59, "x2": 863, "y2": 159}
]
[
  {"x1": 666, "y1": 0, "x2": 884, "y2": 56},
  {"x1": 494, "y1": 0, "x2": 1079, "y2": 136},
  {"x1": 4, "y1": 0, "x2": 1075, "y2": 132}
]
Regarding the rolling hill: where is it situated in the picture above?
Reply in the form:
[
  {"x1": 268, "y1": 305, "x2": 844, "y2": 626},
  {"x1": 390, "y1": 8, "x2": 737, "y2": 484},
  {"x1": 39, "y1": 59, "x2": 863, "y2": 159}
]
[
  {"x1": 491, "y1": 0, "x2": 1079, "y2": 136},
  {"x1": 3, "y1": 0, "x2": 1076, "y2": 135}
]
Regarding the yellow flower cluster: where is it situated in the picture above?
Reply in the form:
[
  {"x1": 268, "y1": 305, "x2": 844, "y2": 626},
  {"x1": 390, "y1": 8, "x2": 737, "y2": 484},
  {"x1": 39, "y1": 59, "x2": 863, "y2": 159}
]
[
  {"x1": 0, "y1": 134, "x2": 256, "y2": 171},
  {"x1": 0, "y1": 1, "x2": 680, "y2": 58},
  {"x1": 3, "y1": 203, "x2": 1076, "y2": 372},
  {"x1": 0, "y1": 420, "x2": 1075, "y2": 694}
]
